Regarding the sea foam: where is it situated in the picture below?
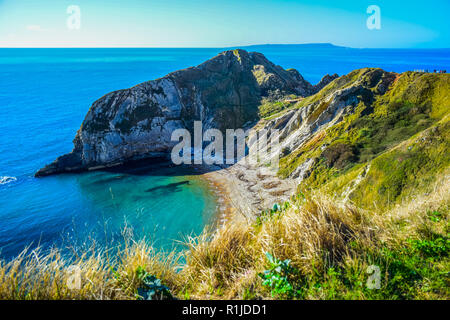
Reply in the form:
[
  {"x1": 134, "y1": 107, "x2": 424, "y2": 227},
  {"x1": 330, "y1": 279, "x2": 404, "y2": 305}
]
[{"x1": 0, "y1": 176, "x2": 17, "y2": 185}]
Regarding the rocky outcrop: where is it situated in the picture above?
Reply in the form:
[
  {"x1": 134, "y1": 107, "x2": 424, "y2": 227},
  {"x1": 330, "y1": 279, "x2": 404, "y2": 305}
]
[
  {"x1": 36, "y1": 49, "x2": 334, "y2": 177},
  {"x1": 312, "y1": 73, "x2": 339, "y2": 93},
  {"x1": 257, "y1": 67, "x2": 450, "y2": 211},
  {"x1": 255, "y1": 68, "x2": 398, "y2": 181},
  {"x1": 35, "y1": 49, "x2": 450, "y2": 214}
]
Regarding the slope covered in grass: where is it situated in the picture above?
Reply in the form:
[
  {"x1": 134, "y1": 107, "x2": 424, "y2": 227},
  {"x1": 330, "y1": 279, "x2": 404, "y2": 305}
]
[
  {"x1": 276, "y1": 70, "x2": 450, "y2": 211},
  {"x1": 0, "y1": 178, "x2": 447, "y2": 300}
]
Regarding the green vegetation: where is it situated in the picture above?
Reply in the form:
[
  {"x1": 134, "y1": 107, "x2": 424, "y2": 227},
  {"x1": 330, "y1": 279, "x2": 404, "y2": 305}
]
[
  {"x1": 232, "y1": 49, "x2": 242, "y2": 63},
  {"x1": 277, "y1": 70, "x2": 450, "y2": 211},
  {"x1": 135, "y1": 266, "x2": 173, "y2": 300},
  {"x1": 258, "y1": 99, "x2": 297, "y2": 119},
  {"x1": 0, "y1": 178, "x2": 447, "y2": 300},
  {"x1": 293, "y1": 68, "x2": 378, "y2": 110},
  {"x1": 345, "y1": 121, "x2": 449, "y2": 209},
  {"x1": 258, "y1": 252, "x2": 299, "y2": 298}
]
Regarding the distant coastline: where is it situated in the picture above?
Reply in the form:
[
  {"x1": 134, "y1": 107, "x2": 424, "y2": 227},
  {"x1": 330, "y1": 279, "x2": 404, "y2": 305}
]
[{"x1": 3, "y1": 43, "x2": 450, "y2": 50}]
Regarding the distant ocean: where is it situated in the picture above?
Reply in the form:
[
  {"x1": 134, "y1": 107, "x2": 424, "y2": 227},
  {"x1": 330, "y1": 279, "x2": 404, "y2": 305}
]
[{"x1": 1, "y1": 46, "x2": 449, "y2": 259}]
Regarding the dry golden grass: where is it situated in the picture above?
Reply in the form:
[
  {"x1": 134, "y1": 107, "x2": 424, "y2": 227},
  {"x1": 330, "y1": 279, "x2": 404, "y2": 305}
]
[
  {"x1": 0, "y1": 239, "x2": 180, "y2": 300},
  {"x1": 176, "y1": 177, "x2": 448, "y2": 299},
  {"x1": 176, "y1": 194, "x2": 377, "y2": 299},
  {"x1": 0, "y1": 177, "x2": 448, "y2": 300}
]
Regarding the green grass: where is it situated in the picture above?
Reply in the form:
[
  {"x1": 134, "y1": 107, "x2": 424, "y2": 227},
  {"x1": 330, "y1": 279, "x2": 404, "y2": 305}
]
[
  {"x1": 338, "y1": 119, "x2": 449, "y2": 209},
  {"x1": 276, "y1": 70, "x2": 450, "y2": 211},
  {"x1": 258, "y1": 99, "x2": 296, "y2": 119},
  {"x1": 0, "y1": 182, "x2": 448, "y2": 300}
]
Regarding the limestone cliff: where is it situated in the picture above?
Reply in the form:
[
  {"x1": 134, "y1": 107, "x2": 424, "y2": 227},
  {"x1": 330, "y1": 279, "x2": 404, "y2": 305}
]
[
  {"x1": 35, "y1": 50, "x2": 450, "y2": 213},
  {"x1": 36, "y1": 49, "x2": 336, "y2": 176}
]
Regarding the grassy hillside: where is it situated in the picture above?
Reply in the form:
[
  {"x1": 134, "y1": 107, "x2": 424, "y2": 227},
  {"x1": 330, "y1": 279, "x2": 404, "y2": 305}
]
[
  {"x1": 277, "y1": 70, "x2": 450, "y2": 211},
  {"x1": 0, "y1": 178, "x2": 448, "y2": 300}
]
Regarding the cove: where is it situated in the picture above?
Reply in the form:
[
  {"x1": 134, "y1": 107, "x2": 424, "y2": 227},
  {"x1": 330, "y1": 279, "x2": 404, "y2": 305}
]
[{"x1": 0, "y1": 163, "x2": 218, "y2": 260}]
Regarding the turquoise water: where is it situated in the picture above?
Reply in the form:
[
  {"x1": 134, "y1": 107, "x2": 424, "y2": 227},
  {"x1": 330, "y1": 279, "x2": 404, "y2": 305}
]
[{"x1": 1, "y1": 47, "x2": 449, "y2": 259}]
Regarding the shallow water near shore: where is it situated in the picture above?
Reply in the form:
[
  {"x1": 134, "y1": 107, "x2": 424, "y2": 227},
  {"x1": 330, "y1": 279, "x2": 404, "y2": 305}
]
[
  {"x1": 0, "y1": 164, "x2": 218, "y2": 259},
  {"x1": 1, "y1": 47, "x2": 449, "y2": 260}
]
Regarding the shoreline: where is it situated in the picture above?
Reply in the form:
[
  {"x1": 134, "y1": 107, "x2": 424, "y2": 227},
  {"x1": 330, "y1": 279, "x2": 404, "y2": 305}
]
[{"x1": 196, "y1": 162, "x2": 297, "y2": 223}]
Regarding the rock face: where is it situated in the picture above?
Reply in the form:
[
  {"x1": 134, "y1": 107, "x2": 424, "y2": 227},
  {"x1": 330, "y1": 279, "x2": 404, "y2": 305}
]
[
  {"x1": 261, "y1": 67, "x2": 450, "y2": 210},
  {"x1": 36, "y1": 49, "x2": 336, "y2": 177},
  {"x1": 313, "y1": 73, "x2": 340, "y2": 92},
  {"x1": 259, "y1": 68, "x2": 398, "y2": 179}
]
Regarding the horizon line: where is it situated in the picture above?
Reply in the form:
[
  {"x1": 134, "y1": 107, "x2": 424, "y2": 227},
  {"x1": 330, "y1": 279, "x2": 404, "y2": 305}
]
[{"x1": 1, "y1": 43, "x2": 450, "y2": 50}]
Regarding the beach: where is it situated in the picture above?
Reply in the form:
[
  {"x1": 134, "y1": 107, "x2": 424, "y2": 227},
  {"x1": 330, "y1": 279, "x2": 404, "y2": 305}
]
[{"x1": 200, "y1": 161, "x2": 297, "y2": 223}]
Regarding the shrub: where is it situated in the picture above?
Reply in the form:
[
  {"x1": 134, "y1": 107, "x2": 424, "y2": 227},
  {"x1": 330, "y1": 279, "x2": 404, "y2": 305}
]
[
  {"x1": 135, "y1": 266, "x2": 173, "y2": 300},
  {"x1": 258, "y1": 252, "x2": 299, "y2": 298},
  {"x1": 321, "y1": 143, "x2": 357, "y2": 169}
]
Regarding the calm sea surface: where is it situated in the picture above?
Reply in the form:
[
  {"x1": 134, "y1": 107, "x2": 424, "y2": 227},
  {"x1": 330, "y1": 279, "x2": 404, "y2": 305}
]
[{"x1": 1, "y1": 46, "x2": 449, "y2": 259}]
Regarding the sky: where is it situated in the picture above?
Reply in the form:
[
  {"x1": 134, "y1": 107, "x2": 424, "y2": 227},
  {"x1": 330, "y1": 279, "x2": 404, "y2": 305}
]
[{"x1": 0, "y1": 0, "x2": 449, "y2": 48}]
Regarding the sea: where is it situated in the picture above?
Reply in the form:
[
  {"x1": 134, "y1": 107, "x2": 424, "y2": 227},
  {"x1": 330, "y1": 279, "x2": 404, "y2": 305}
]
[{"x1": 1, "y1": 45, "x2": 449, "y2": 260}]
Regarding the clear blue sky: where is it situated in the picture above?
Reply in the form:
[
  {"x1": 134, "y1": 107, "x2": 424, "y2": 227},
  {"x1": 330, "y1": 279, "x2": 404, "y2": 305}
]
[{"x1": 0, "y1": 0, "x2": 449, "y2": 48}]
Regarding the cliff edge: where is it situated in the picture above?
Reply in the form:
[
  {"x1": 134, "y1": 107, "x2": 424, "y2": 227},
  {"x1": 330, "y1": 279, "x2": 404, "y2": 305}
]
[{"x1": 36, "y1": 49, "x2": 336, "y2": 176}]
